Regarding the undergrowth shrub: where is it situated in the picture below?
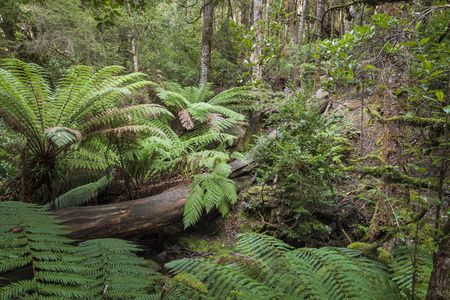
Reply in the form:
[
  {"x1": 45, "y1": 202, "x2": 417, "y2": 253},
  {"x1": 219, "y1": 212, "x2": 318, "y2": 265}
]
[{"x1": 251, "y1": 91, "x2": 348, "y2": 241}]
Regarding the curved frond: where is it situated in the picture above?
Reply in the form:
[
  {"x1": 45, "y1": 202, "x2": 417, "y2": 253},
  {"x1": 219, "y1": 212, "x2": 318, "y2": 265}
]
[{"x1": 45, "y1": 174, "x2": 113, "y2": 209}]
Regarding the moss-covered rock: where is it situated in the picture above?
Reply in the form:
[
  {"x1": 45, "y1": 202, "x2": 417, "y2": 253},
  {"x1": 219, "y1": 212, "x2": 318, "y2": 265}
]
[{"x1": 347, "y1": 242, "x2": 393, "y2": 264}]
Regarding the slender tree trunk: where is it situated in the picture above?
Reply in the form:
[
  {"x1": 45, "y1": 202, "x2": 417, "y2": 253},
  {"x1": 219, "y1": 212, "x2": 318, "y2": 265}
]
[
  {"x1": 250, "y1": 0, "x2": 263, "y2": 81},
  {"x1": 199, "y1": 0, "x2": 214, "y2": 84},
  {"x1": 339, "y1": 9, "x2": 345, "y2": 36},
  {"x1": 315, "y1": 0, "x2": 325, "y2": 38},
  {"x1": 293, "y1": 0, "x2": 307, "y2": 86},
  {"x1": 240, "y1": 0, "x2": 250, "y2": 27},
  {"x1": 286, "y1": 0, "x2": 297, "y2": 45},
  {"x1": 131, "y1": 37, "x2": 138, "y2": 73}
]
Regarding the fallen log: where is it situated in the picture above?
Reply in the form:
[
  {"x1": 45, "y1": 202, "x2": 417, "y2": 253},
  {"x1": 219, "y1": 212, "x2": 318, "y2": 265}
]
[{"x1": 52, "y1": 168, "x2": 253, "y2": 241}]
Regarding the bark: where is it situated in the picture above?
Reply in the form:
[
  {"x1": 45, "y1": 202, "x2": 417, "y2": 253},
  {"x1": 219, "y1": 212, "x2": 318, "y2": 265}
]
[
  {"x1": 199, "y1": 0, "x2": 214, "y2": 84},
  {"x1": 368, "y1": 39, "x2": 408, "y2": 241},
  {"x1": 426, "y1": 219, "x2": 450, "y2": 300},
  {"x1": 52, "y1": 159, "x2": 255, "y2": 241}
]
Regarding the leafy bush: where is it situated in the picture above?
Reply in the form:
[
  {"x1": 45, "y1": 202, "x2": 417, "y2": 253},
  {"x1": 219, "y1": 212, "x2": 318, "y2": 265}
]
[{"x1": 251, "y1": 92, "x2": 347, "y2": 240}]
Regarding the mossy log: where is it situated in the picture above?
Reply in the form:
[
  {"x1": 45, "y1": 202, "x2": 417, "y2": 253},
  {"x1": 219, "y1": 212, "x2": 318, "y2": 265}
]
[
  {"x1": 342, "y1": 164, "x2": 439, "y2": 190},
  {"x1": 367, "y1": 107, "x2": 447, "y2": 129}
]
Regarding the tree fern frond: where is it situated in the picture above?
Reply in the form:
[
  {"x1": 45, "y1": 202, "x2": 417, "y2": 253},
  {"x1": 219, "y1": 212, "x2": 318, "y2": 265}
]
[
  {"x1": 45, "y1": 174, "x2": 113, "y2": 209},
  {"x1": 183, "y1": 183, "x2": 206, "y2": 228},
  {"x1": 156, "y1": 88, "x2": 190, "y2": 109},
  {"x1": 76, "y1": 239, "x2": 152, "y2": 299},
  {"x1": 0, "y1": 202, "x2": 90, "y2": 299},
  {"x1": 80, "y1": 104, "x2": 171, "y2": 132},
  {"x1": 88, "y1": 125, "x2": 166, "y2": 138},
  {"x1": 179, "y1": 109, "x2": 195, "y2": 130},
  {"x1": 166, "y1": 258, "x2": 282, "y2": 299},
  {"x1": 44, "y1": 127, "x2": 82, "y2": 148},
  {"x1": 188, "y1": 83, "x2": 214, "y2": 104}
]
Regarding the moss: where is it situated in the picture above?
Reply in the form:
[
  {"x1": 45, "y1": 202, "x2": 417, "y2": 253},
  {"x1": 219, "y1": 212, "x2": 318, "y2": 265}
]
[
  {"x1": 178, "y1": 236, "x2": 230, "y2": 254},
  {"x1": 174, "y1": 273, "x2": 208, "y2": 294},
  {"x1": 241, "y1": 186, "x2": 280, "y2": 210},
  {"x1": 377, "y1": 247, "x2": 394, "y2": 264},
  {"x1": 347, "y1": 242, "x2": 393, "y2": 264},
  {"x1": 348, "y1": 242, "x2": 372, "y2": 252}
]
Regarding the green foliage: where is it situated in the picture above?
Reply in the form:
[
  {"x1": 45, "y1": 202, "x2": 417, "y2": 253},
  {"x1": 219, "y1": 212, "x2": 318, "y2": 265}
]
[
  {"x1": 183, "y1": 160, "x2": 237, "y2": 228},
  {"x1": 0, "y1": 201, "x2": 153, "y2": 299},
  {"x1": 166, "y1": 232, "x2": 407, "y2": 299},
  {"x1": 76, "y1": 239, "x2": 152, "y2": 299},
  {"x1": 390, "y1": 246, "x2": 434, "y2": 299},
  {"x1": 0, "y1": 59, "x2": 171, "y2": 203},
  {"x1": 1, "y1": 204, "x2": 431, "y2": 299},
  {"x1": 251, "y1": 92, "x2": 347, "y2": 240},
  {"x1": 0, "y1": 201, "x2": 91, "y2": 299}
]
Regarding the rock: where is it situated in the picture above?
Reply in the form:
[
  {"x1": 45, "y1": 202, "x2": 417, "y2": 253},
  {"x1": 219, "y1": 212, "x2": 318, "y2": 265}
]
[{"x1": 315, "y1": 88, "x2": 329, "y2": 99}]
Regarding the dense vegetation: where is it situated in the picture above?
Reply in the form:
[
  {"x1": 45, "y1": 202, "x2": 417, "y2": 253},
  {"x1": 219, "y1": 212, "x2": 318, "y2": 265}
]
[{"x1": 0, "y1": 0, "x2": 449, "y2": 299}]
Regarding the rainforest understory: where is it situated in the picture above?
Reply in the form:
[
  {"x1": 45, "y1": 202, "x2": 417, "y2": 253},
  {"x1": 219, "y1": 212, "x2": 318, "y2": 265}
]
[{"x1": 0, "y1": 0, "x2": 449, "y2": 299}]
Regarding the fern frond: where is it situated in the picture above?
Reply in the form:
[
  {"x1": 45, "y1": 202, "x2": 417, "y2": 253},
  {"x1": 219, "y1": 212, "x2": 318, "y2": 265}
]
[
  {"x1": 88, "y1": 125, "x2": 166, "y2": 138},
  {"x1": 80, "y1": 104, "x2": 171, "y2": 132},
  {"x1": 0, "y1": 202, "x2": 90, "y2": 299},
  {"x1": 178, "y1": 109, "x2": 195, "y2": 130},
  {"x1": 237, "y1": 232, "x2": 293, "y2": 262},
  {"x1": 166, "y1": 258, "x2": 283, "y2": 299},
  {"x1": 390, "y1": 246, "x2": 433, "y2": 299},
  {"x1": 45, "y1": 174, "x2": 113, "y2": 209},
  {"x1": 76, "y1": 239, "x2": 152, "y2": 299}
]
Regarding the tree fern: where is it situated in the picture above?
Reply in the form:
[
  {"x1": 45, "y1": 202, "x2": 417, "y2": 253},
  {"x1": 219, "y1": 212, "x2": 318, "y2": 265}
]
[
  {"x1": 44, "y1": 174, "x2": 113, "y2": 210},
  {"x1": 156, "y1": 82, "x2": 251, "y2": 136},
  {"x1": 0, "y1": 59, "x2": 171, "y2": 203},
  {"x1": 183, "y1": 150, "x2": 238, "y2": 228}
]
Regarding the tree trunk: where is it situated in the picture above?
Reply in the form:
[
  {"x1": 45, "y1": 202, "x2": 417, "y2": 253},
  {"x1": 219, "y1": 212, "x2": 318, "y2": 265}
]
[
  {"x1": 199, "y1": 0, "x2": 214, "y2": 84},
  {"x1": 51, "y1": 159, "x2": 256, "y2": 241},
  {"x1": 239, "y1": 0, "x2": 250, "y2": 28},
  {"x1": 426, "y1": 219, "x2": 450, "y2": 300},
  {"x1": 250, "y1": 0, "x2": 263, "y2": 82},
  {"x1": 286, "y1": 0, "x2": 297, "y2": 45},
  {"x1": 131, "y1": 37, "x2": 138, "y2": 73},
  {"x1": 293, "y1": 0, "x2": 307, "y2": 87},
  {"x1": 315, "y1": 0, "x2": 325, "y2": 39}
]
